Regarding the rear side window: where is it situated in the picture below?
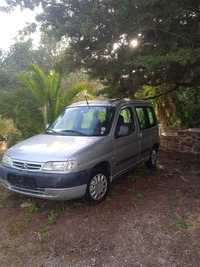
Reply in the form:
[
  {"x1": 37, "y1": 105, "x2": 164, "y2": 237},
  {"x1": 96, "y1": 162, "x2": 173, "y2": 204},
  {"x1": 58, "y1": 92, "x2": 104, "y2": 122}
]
[
  {"x1": 135, "y1": 106, "x2": 157, "y2": 130},
  {"x1": 135, "y1": 107, "x2": 148, "y2": 129},
  {"x1": 146, "y1": 107, "x2": 157, "y2": 127}
]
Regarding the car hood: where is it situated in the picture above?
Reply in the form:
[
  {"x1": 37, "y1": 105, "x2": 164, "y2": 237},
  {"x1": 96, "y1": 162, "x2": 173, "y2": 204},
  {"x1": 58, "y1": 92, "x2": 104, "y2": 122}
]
[{"x1": 7, "y1": 134, "x2": 104, "y2": 162}]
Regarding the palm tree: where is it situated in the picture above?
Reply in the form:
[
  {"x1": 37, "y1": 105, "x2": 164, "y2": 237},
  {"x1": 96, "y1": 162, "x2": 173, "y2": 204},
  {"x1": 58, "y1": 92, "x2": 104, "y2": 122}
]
[
  {"x1": 20, "y1": 64, "x2": 61, "y2": 127},
  {"x1": 20, "y1": 65, "x2": 99, "y2": 128}
]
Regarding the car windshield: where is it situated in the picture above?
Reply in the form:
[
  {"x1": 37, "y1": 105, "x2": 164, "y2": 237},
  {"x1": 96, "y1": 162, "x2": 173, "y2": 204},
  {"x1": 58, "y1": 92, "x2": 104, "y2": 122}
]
[{"x1": 47, "y1": 106, "x2": 116, "y2": 137}]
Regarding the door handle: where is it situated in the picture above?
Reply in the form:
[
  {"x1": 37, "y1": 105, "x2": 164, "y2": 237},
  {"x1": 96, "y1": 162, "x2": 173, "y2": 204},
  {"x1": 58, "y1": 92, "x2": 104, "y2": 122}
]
[{"x1": 139, "y1": 132, "x2": 143, "y2": 138}]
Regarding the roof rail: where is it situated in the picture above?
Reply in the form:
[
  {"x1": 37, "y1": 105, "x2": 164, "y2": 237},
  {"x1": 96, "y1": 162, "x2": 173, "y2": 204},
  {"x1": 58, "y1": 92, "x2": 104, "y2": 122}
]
[{"x1": 110, "y1": 98, "x2": 130, "y2": 102}]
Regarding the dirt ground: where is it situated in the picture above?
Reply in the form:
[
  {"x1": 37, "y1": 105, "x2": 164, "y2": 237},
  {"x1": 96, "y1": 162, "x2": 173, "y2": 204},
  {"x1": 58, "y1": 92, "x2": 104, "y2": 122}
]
[{"x1": 0, "y1": 151, "x2": 200, "y2": 267}]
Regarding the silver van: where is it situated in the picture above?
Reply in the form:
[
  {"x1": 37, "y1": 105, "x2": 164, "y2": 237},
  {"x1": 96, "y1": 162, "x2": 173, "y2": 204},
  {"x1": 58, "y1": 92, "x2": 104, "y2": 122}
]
[{"x1": 0, "y1": 99, "x2": 159, "y2": 203}]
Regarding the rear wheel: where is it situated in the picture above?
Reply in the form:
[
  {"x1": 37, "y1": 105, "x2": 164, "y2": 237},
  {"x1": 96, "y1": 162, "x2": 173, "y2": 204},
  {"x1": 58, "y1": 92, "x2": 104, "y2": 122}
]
[
  {"x1": 86, "y1": 168, "x2": 110, "y2": 204},
  {"x1": 145, "y1": 147, "x2": 158, "y2": 169}
]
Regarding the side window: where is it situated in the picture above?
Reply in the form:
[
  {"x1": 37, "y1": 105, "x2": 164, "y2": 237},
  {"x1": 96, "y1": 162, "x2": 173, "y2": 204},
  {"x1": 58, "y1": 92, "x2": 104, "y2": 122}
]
[
  {"x1": 135, "y1": 107, "x2": 148, "y2": 130},
  {"x1": 136, "y1": 106, "x2": 157, "y2": 130},
  {"x1": 115, "y1": 107, "x2": 135, "y2": 137},
  {"x1": 120, "y1": 108, "x2": 132, "y2": 124},
  {"x1": 146, "y1": 107, "x2": 157, "y2": 127}
]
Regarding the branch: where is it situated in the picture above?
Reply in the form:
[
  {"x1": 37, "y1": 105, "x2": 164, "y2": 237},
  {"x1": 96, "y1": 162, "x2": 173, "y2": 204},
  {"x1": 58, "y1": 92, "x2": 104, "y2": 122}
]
[
  {"x1": 143, "y1": 85, "x2": 179, "y2": 100},
  {"x1": 143, "y1": 83, "x2": 200, "y2": 100}
]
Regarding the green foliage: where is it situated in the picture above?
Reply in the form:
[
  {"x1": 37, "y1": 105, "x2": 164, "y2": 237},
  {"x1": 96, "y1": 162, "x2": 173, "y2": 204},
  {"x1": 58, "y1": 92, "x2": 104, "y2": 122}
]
[
  {"x1": 0, "y1": 36, "x2": 101, "y2": 145},
  {"x1": 1, "y1": 40, "x2": 35, "y2": 88},
  {"x1": 47, "y1": 206, "x2": 65, "y2": 225},
  {"x1": 136, "y1": 85, "x2": 181, "y2": 126},
  {"x1": 19, "y1": 64, "x2": 100, "y2": 128},
  {"x1": 47, "y1": 210, "x2": 58, "y2": 225},
  {"x1": 0, "y1": 116, "x2": 21, "y2": 147},
  {"x1": 20, "y1": 64, "x2": 62, "y2": 126},
  {"x1": 0, "y1": 38, "x2": 62, "y2": 95},
  {"x1": 136, "y1": 85, "x2": 200, "y2": 127},
  {"x1": 26, "y1": 201, "x2": 40, "y2": 214},
  {"x1": 176, "y1": 89, "x2": 200, "y2": 128},
  {"x1": 5, "y1": 0, "x2": 200, "y2": 96},
  {"x1": 1, "y1": 1, "x2": 200, "y2": 132},
  {"x1": 0, "y1": 117, "x2": 17, "y2": 136},
  {"x1": 175, "y1": 218, "x2": 192, "y2": 230},
  {"x1": 0, "y1": 88, "x2": 43, "y2": 140}
]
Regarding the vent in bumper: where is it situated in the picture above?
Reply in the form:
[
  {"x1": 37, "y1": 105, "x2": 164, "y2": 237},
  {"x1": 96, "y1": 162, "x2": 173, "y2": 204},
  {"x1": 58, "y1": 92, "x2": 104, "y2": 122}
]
[{"x1": 11, "y1": 186, "x2": 45, "y2": 195}]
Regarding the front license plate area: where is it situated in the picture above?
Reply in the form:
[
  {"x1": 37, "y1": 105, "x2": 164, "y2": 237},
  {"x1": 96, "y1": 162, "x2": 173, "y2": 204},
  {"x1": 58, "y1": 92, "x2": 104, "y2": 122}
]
[{"x1": 7, "y1": 174, "x2": 37, "y2": 189}]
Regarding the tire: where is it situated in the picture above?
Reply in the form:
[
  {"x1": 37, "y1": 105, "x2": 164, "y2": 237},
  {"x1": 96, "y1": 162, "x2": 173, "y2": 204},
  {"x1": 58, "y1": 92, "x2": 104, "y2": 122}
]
[
  {"x1": 145, "y1": 147, "x2": 158, "y2": 169},
  {"x1": 86, "y1": 168, "x2": 110, "y2": 204}
]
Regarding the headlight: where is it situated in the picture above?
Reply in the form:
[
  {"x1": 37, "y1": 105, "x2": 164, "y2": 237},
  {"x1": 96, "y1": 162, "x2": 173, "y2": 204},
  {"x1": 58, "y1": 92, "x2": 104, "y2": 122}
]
[
  {"x1": 42, "y1": 160, "x2": 77, "y2": 173},
  {"x1": 1, "y1": 154, "x2": 12, "y2": 167}
]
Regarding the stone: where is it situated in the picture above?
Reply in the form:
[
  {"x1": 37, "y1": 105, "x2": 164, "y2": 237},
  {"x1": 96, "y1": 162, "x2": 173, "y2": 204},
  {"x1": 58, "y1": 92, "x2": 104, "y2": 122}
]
[
  {"x1": 193, "y1": 144, "x2": 200, "y2": 153},
  {"x1": 20, "y1": 201, "x2": 32, "y2": 209}
]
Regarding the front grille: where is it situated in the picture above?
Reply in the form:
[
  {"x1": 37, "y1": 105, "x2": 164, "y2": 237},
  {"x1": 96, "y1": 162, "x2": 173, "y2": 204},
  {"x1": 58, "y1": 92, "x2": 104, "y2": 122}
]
[{"x1": 12, "y1": 160, "x2": 42, "y2": 171}]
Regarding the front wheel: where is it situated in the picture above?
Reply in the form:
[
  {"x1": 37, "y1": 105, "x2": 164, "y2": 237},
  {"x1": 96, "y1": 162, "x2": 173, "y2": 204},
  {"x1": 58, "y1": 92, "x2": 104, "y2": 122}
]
[
  {"x1": 145, "y1": 148, "x2": 158, "y2": 169},
  {"x1": 86, "y1": 169, "x2": 110, "y2": 204}
]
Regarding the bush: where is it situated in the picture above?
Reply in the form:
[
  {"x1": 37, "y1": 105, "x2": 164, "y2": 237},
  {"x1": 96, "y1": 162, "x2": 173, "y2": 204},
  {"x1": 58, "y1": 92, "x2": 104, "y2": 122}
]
[{"x1": 0, "y1": 117, "x2": 21, "y2": 147}]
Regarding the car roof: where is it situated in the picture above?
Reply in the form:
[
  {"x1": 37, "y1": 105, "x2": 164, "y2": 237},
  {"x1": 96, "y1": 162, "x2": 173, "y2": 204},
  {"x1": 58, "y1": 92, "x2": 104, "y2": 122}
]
[{"x1": 68, "y1": 99, "x2": 152, "y2": 108}]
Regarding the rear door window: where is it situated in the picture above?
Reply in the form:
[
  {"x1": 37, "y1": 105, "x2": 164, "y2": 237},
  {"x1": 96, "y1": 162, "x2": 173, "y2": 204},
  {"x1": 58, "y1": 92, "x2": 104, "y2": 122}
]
[
  {"x1": 135, "y1": 107, "x2": 148, "y2": 130},
  {"x1": 135, "y1": 106, "x2": 157, "y2": 130},
  {"x1": 146, "y1": 107, "x2": 157, "y2": 127}
]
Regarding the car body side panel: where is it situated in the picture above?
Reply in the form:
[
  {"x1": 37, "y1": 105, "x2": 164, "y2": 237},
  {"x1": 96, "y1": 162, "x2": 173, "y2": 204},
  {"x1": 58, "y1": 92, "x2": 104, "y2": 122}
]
[{"x1": 76, "y1": 136, "x2": 113, "y2": 173}]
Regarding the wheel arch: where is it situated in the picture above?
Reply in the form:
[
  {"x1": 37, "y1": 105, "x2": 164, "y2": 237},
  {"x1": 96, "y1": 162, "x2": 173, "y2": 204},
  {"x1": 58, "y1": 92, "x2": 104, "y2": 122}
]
[
  {"x1": 153, "y1": 143, "x2": 160, "y2": 151},
  {"x1": 92, "y1": 161, "x2": 112, "y2": 179}
]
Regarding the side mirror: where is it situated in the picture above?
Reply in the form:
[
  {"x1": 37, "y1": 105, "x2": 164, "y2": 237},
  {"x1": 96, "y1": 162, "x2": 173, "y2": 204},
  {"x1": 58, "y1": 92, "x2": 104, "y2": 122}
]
[
  {"x1": 45, "y1": 123, "x2": 50, "y2": 129},
  {"x1": 116, "y1": 125, "x2": 129, "y2": 138}
]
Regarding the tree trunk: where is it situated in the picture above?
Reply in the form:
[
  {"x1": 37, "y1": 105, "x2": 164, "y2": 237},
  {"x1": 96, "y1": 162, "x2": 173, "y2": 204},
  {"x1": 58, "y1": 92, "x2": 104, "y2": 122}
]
[{"x1": 42, "y1": 104, "x2": 48, "y2": 128}]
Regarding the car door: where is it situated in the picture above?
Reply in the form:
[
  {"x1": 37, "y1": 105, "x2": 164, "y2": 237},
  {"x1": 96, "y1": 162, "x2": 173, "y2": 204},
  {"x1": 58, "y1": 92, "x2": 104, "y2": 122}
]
[
  {"x1": 112, "y1": 106, "x2": 140, "y2": 177},
  {"x1": 135, "y1": 106, "x2": 158, "y2": 160}
]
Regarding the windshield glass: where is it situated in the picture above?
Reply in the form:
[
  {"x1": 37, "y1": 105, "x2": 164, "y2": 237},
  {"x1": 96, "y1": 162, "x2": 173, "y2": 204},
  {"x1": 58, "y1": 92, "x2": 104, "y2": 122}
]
[{"x1": 47, "y1": 106, "x2": 116, "y2": 137}]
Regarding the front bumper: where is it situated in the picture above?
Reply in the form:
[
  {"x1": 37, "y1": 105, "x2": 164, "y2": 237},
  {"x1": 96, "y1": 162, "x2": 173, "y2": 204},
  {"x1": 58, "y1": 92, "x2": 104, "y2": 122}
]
[{"x1": 0, "y1": 164, "x2": 89, "y2": 200}]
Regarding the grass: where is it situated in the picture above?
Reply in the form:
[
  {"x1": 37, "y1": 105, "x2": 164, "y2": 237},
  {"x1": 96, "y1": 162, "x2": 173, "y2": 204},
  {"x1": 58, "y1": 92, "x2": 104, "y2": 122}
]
[
  {"x1": 136, "y1": 192, "x2": 145, "y2": 199},
  {"x1": 175, "y1": 218, "x2": 192, "y2": 230},
  {"x1": 21, "y1": 200, "x2": 42, "y2": 222},
  {"x1": 26, "y1": 201, "x2": 40, "y2": 214},
  {"x1": 47, "y1": 204, "x2": 66, "y2": 225},
  {"x1": 37, "y1": 226, "x2": 50, "y2": 242},
  {"x1": 128, "y1": 175, "x2": 137, "y2": 183},
  {"x1": 47, "y1": 210, "x2": 59, "y2": 225}
]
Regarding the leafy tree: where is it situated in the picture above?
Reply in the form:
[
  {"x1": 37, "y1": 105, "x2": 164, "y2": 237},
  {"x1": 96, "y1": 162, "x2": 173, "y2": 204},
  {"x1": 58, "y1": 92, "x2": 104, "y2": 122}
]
[
  {"x1": 0, "y1": 37, "x2": 63, "y2": 94},
  {"x1": 0, "y1": 40, "x2": 37, "y2": 88},
  {"x1": 136, "y1": 85, "x2": 181, "y2": 126},
  {"x1": 14, "y1": 88, "x2": 44, "y2": 137},
  {"x1": 176, "y1": 88, "x2": 200, "y2": 127},
  {"x1": 0, "y1": 116, "x2": 21, "y2": 147},
  {"x1": 0, "y1": 88, "x2": 43, "y2": 139},
  {"x1": 3, "y1": 0, "x2": 200, "y2": 96}
]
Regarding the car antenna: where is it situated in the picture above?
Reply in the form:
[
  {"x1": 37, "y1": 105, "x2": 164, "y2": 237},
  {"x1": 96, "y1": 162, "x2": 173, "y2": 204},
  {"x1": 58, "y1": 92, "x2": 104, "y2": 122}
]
[{"x1": 84, "y1": 90, "x2": 90, "y2": 106}]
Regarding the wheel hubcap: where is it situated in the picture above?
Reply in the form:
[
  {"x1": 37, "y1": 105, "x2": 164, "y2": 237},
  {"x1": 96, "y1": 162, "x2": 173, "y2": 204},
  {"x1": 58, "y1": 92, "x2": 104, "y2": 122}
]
[
  {"x1": 89, "y1": 174, "x2": 108, "y2": 201},
  {"x1": 151, "y1": 150, "x2": 157, "y2": 165}
]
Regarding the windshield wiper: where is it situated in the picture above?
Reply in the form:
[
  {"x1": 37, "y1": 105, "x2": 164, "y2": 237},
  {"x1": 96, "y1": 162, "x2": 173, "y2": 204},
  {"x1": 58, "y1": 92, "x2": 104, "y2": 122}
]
[
  {"x1": 58, "y1": 130, "x2": 87, "y2": 136},
  {"x1": 46, "y1": 129, "x2": 58, "y2": 134}
]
